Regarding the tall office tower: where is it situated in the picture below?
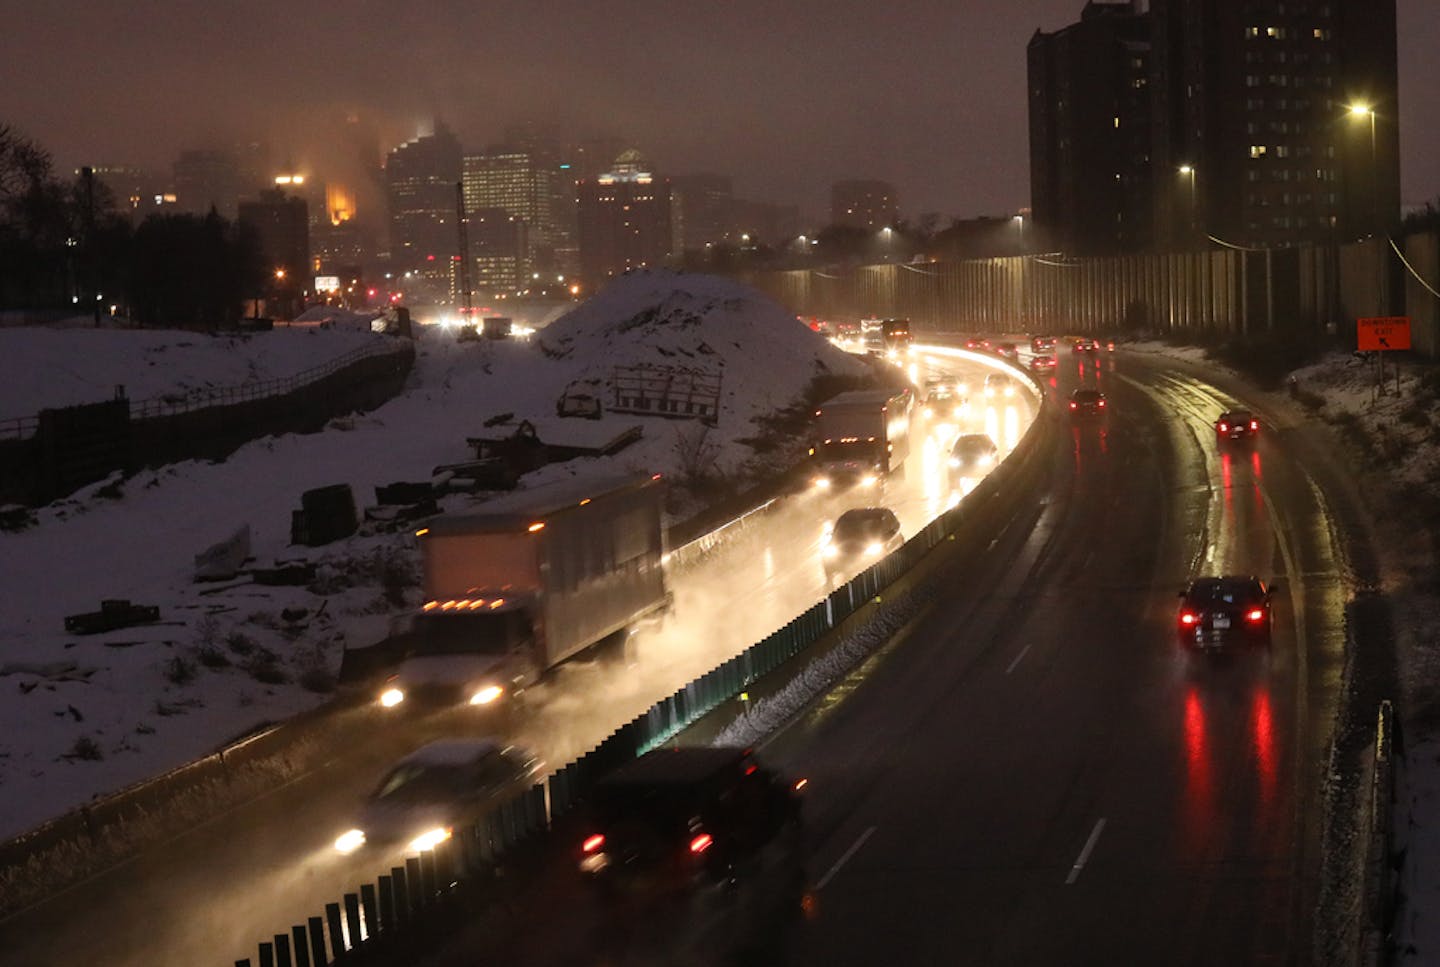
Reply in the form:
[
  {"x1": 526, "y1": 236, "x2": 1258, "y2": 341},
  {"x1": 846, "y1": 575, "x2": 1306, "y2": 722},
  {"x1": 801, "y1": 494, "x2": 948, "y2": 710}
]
[
  {"x1": 1027, "y1": 1, "x2": 1153, "y2": 255},
  {"x1": 830, "y1": 180, "x2": 898, "y2": 230},
  {"x1": 173, "y1": 149, "x2": 240, "y2": 221},
  {"x1": 504, "y1": 121, "x2": 570, "y2": 265},
  {"x1": 1149, "y1": 0, "x2": 1399, "y2": 247},
  {"x1": 385, "y1": 123, "x2": 462, "y2": 294},
  {"x1": 461, "y1": 147, "x2": 552, "y2": 273},
  {"x1": 238, "y1": 188, "x2": 310, "y2": 317},
  {"x1": 575, "y1": 150, "x2": 675, "y2": 287},
  {"x1": 466, "y1": 207, "x2": 529, "y2": 294},
  {"x1": 671, "y1": 174, "x2": 735, "y2": 251}
]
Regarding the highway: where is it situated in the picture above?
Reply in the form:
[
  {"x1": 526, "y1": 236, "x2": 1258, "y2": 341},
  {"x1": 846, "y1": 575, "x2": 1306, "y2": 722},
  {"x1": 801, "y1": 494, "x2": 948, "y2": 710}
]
[
  {"x1": 415, "y1": 346, "x2": 1361, "y2": 965},
  {"x1": 0, "y1": 347, "x2": 1030, "y2": 966}
]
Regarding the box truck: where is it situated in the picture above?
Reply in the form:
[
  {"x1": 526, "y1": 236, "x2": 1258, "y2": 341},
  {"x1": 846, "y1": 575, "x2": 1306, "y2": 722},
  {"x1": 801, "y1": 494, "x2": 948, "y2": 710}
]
[
  {"x1": 809, "y1": 388, "x2": 912, "y2": 490},
  {"x1": 378, "y1": 473, "x2": 669, "y2": 710}
]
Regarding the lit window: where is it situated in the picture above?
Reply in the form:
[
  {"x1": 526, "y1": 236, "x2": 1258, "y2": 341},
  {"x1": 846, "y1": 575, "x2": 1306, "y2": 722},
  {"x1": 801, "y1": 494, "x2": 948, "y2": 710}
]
[{"x1": 1250, "y1": 145, "x2": 1268, "y2": 158}]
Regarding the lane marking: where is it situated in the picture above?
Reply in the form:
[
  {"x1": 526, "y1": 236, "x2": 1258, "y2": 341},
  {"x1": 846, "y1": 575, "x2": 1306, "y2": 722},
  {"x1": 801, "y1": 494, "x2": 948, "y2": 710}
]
[
  {"x1": 1005, "y1": 643, "x2": 1032, "y2": 675},
  {"x1": 1065, "y1": 818, "x2": 1107, "y2": 885},
  {"x1": 816, "y1": 825, "x2": 877, "y2": 890}
]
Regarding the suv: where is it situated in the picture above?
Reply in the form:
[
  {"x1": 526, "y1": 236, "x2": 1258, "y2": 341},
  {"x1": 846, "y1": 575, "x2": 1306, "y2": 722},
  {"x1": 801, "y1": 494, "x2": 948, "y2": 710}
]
[
  {"x1": 822, "y1": 507, "x2": 904, "y2": 580},
  {"x1": 949, "y1": 433, "x2": 999, "y2": 479},
  {"x1": 578, "y1": 747, "x2": 804, "y2": 902},
  {"x1": 1177, "y1": 576, "x2": 1273, "y2": 648},
  {"x1": 1215, "y1": 409, "x2": 1258, "y2": 442},
  {"x1": 983, "y1": 372, "x2": 1017, "y2": 399},
  {"x1": 334, "y1": 738, "x2": 544, "y2": 856}
]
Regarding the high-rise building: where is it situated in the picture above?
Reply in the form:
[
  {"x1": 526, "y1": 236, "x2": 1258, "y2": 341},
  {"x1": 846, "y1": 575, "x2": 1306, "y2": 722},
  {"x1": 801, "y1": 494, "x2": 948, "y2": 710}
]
[
  {"x1": 461, "y1": 147, "x2": 551, "y2": 273},
  {"x1": 466, "y1": 207, "x2": 529, "y2": 294},
  {"x1": 672, "y1": 174, "x2": 735, "y2": 251},
  {"x1": 576, "y1": 150, "x2": 675, "y2": 286},
  {"x1": 1149, "y1": 0, "x2": 1399, "y2": 246},
  {"x1": 1027, "y1": 1, "x2": 1152, "y2": 255},
  {"x1": 831, "y1": 180, "x2": 898, "y2": 230},
  {"x1": 173, "y1": 149, "x2": 239, "y2": 221},
  {"x1": 238, "y1": 188, "x2": 310, "y2": 317},
  {"x1": 385, "y1": 123, "x2": 462, "y2": 291},
  {"x1": 1030, "y1": 0, "x2": 1400, "y2": 252}
]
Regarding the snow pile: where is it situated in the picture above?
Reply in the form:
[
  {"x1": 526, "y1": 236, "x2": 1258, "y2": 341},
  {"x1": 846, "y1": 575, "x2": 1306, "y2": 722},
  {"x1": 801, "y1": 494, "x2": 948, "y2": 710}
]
[
  {"x1": 540, "y1": 270, "x2": 867, "y2": 451},
  {"x1": 0, "y1": 326, "x2": 388, "y2": 419},
  {"x1": 291, "y1": 306, "x2": 387, "y2": 331}
]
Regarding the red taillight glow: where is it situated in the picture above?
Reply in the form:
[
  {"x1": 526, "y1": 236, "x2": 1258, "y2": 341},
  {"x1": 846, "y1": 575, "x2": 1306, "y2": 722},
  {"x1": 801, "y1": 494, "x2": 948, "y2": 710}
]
[
  {"x1": 582, "y1": 834, "x2": 605, "y2": 853},
  {"x1": 1250, "y1": 421, "x2": 1259, "y2": 430},
  {"x1": 1070, "y1": 402, "x2": 1078, "y2": 410},
  {"x1": 1219, "y1": 423, "x2": 1228, "y2": 432},
  {"x1": 1180, "y1": 611, "x2": 1198, "y2": 625},
  {"x1": 1246, "y1": 609, "x2": 1266, "y2": 623},
  {"x1": 689, "y1": 833, "x2": 714, "y2": 854},
  {"x1": 1098, "y1": 400, "x2": 1106, "y2": 407}
]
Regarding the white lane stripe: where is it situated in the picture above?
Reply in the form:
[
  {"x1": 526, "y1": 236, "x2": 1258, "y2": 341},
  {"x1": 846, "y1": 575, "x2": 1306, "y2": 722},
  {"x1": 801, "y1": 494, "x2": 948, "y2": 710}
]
[
  {"x1": 816, "y1": 825, "x2": 877, "y2": 890},
  {"x1": 1005, "y1": 644, "x2": 1032, "y2": 675},
  {"x1": 1066, "y1": 818, "x2": 1107, "y2": 885}
]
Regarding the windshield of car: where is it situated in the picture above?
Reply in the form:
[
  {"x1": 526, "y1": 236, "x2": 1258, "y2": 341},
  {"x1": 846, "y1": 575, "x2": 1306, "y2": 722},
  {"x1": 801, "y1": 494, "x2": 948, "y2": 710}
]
[
  {"x1": 834, "y1": 509, "x2": 895, "y2": 539},
  {"x1": 373, "y1": 762, "x2": 469, "y2": 803},
  {"x1": 1072, "y1": 390, "x2": 1103, "y2": 402}
]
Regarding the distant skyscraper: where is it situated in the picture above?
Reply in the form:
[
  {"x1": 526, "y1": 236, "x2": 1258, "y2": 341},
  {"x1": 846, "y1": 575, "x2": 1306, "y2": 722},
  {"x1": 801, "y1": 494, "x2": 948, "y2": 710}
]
[
  {"x1": 238, "y1": 188, "x2": 310, "y2": 317},
  {"x1": 461, "y1": 147, "x2": 552, "y2": 274},
  {"x1": 466, "y1": 207, "x2": 529, "y2": 293},
  {"x1": 1027, "y1": 1, "x2": 1152, "y2": 254},
  {"x1": 831, "y1": 180, "x2": 898, "y2": 230},
  {"x1": 173, "y1": 149, "x2": 239, "y2": 221},
  {"x1": 385, "y1": 123, "x2": 462, "y2": 291},
  {"x1": 672, "y1": 174, "x2": 734, "y2": 251},
  {"x1": 576, "y1": 150, "x2": 675, "y2": 286}
]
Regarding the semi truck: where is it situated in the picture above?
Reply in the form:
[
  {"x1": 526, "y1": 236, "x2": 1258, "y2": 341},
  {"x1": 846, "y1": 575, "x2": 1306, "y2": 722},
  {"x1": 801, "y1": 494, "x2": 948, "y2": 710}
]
[
  {"x1": 809, "y1": 388, "x2": 912, "y2": 490},
  {"x1": 377, "y1": 473, "x2": 669, "y2": 710}
]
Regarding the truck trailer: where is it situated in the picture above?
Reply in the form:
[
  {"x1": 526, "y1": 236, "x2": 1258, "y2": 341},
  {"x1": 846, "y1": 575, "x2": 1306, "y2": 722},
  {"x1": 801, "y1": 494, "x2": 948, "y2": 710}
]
[
  {"x1": 378, "y1": 473, "x2": 669, "y2": 710},
  {"x1": 809, "y1": 388, "x2": 912, "y2": 491}
]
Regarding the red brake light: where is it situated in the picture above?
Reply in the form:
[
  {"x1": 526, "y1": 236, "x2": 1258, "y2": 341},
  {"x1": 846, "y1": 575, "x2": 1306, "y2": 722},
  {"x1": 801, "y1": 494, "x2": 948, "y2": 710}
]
[
  {"x1": 1219, "y1": 423, "x2": 1228, "y2": 432},
  {"x1": 1070, "y1": 401, "x2": 1078, "y2": 409},
  {"x1": 1246, "y1": 609, "x2": 1266, "y2": 623},
  {"x1": 1250, "y1": 421, "x2": 1258, "y2": 430},
  {"x1": 689, "y1": 833, "x2": 714, "y2": 854},
  {"x1": 1098, "y1": 400, "x2": 1106, "y2": 407},
  {"x1": 1180, "y1": 611, "x2": 1198, "y2": 625},
  {"x1": 582, "y1": 833, "x2": 605, "y2": 853}
]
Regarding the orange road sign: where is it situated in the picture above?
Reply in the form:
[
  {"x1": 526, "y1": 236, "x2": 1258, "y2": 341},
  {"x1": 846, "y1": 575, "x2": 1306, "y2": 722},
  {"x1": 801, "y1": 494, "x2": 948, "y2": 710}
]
[{"x1": 1357, "y1": 316, "x2": 1411, "y2": 351}]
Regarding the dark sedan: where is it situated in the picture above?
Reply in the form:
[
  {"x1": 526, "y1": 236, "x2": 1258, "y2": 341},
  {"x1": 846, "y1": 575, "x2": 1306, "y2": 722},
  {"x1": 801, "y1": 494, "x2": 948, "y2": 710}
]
[
  {"x1": 1216, "y1": 409, "x2": 1259, "y2": 442},
  {"x1": 1068, "y1": 388, "x2": 1107, "y2": 419},
  {"x1": 1177, "y1": 576, "x2": 1273, "y2": 648}
]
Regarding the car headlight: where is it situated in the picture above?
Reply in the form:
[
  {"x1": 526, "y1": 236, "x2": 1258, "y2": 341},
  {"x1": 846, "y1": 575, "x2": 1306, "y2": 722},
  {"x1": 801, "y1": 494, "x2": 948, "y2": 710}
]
[
  {"x1": 469, "y1": 684, "x2": 504, "y2": 705},
  {"x1": 948, "y1": 457, "x2": 960, "y2": 468},
  {"x1": 409, "y1": 827, "x2": 452, "y2": 853},
  {"x1": 334, "y1": 829, "x2": 366, "y2": 854},
  {"x1": 813, "y1": 477, "x2": 831, "y2": 490},
  {"x1": 822, "y1": 542, "x2": 839, "y2": 558},
  {"x1": 379, "y1": 687, "x2": 405, "y2": 708},
  {"x1": 860, "y1": 475, "x2": 878, "y2": 487},
  {"x1": 924, "y1": 406, "x2": 934, "y2": 418},
  {"x1": 866, "y1": 542, "x2": 884, "y2": 557},
  {"x1": 980, "y1": 453, "x2": 994, "y2": 465}
]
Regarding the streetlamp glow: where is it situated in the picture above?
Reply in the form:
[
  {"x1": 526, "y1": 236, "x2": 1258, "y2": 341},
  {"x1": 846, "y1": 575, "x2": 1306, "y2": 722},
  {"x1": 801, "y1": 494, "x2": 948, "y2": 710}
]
[{"x1": 1347, "y1": 105, "x2": 1378, "y2": 236}]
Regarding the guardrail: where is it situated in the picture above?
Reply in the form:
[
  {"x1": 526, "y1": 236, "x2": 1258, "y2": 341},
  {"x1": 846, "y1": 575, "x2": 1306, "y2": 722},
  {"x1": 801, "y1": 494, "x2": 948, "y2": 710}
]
[
  {"x1": 235, "y1": 370, "x2": 1053, "y2": 967},
  {"x1": 1360, "y1": 698, "x2": 1400, "y2": 967},
  {"x1": 0, "y1": 337, "x2": 406, "y2": 441}
]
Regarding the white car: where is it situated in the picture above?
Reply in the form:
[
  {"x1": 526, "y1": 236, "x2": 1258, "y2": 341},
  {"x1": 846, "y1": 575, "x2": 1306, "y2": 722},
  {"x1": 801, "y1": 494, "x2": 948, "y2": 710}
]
[{"x1": 333, "y1": 738, "x2": 544, "y2": 856}]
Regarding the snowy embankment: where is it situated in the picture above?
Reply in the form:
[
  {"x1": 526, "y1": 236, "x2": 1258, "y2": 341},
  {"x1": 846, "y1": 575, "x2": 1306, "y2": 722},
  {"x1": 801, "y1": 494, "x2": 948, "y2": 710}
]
[{"x1": 0, "y1": 271, "x2": 866, "y2": 841}]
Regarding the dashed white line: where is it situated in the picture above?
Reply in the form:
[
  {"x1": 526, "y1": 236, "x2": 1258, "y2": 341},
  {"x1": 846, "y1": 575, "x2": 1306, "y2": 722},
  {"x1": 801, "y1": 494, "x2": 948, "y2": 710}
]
[
  {"x1": 1066, "y1": 818, "x2": 1107, "y2": 885},
  {"x1": 1005, "y1": 644, "x2": 1033, "y2": 675},
  {"x1": 816, "y1": 825, "x2": 877, "y2": 890}
]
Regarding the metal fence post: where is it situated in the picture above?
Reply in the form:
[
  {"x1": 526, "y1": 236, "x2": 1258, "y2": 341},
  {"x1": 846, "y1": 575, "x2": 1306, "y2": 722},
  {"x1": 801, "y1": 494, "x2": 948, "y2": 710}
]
[
  {"x1": 306, "y1": 916, "x2": 327, "y2": 966},
  {"x1": 325, "y1": 902, "x2": 345, "y2": 960}
]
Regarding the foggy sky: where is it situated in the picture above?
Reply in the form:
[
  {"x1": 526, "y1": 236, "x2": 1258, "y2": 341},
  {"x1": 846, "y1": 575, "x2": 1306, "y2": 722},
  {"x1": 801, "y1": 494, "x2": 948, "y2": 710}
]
[{"x1": 7, "y1": 1, "x2": 1438, "y2": 222}]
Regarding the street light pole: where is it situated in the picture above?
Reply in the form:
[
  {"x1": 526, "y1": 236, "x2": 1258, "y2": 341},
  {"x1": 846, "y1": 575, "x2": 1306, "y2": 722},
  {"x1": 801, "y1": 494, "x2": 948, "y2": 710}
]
[
  {"x1": 1348, "y1": 104, "x2": 1378, "y2": 237},
  {"x1": 1178, "y1": 165, "x2": 1197, "y2": 244}
]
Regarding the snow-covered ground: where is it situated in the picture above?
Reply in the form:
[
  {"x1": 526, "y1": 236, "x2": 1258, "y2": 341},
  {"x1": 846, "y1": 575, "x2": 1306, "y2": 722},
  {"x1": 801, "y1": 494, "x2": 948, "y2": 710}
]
[{"x1": 0, "y1": 271, "x2": 866, "y2": 841}]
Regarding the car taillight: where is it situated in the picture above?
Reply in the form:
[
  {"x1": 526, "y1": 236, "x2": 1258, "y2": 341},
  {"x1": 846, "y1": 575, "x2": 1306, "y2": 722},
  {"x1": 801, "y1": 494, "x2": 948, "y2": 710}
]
[
  {"x1": 1179, "y1": 611, "x2": 1198, "y2": 625},
  {"x1": 689, "y1": 833, "x2": 714, "y2": 854},
  {"x1": 1218, "y1": 423, "x2": 1228, "y2": 432},
  {"x1": 582, "y1": 833, "x2": 605, "y2": 853},
  {"x1": 1246, "y1": 609, "x2": 1266, "y2": 623},
  {"x1": 1070, "y1": 401, "x2": 1078, "y2": 409},
  {"x1": 1250, "y1": 420, "x2": 1258, "y2": 431},
  {"x1": 1098, "y1": 400, "x2": 1106, "y2": 407}
]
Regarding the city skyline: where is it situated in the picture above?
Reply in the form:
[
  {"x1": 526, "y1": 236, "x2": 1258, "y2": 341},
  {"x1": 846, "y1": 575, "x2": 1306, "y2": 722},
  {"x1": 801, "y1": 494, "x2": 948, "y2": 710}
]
[{"x1": 7, "y1": 1, "x2": 1437, "y2": 226}]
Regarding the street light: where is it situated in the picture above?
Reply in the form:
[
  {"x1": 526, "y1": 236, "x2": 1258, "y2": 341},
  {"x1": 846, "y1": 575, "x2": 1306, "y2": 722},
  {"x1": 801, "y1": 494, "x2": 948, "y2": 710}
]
[
  {"x1": 1348, "y1": 104, "x2": 1378, "y2": 237},
  {"x1": 1177, "y1": 165, "x2": 1197, "y2": 241}
]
